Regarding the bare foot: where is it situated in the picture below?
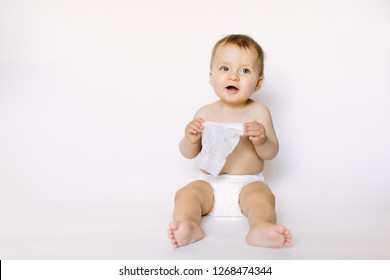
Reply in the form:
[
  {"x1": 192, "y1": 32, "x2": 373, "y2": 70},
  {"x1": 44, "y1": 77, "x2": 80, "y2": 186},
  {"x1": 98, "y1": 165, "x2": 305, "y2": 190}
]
[
  {"x1": 167, "y1": 221, "x2": 205, "y2": 248},
  {"x1": 246, "y1": 223, "x2": 292, "y2": 248}
]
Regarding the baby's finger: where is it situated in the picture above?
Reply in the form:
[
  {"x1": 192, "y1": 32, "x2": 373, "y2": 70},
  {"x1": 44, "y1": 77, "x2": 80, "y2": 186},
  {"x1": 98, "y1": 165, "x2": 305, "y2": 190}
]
[
  {"x1": 244, "y1": 122, "x2": 259, "y2": 131},
  {"x1": 194, "y1": 122, "x2": 204, "y2": 132},
  {"x1": 247, "y1": 129, "x2": 261, "y2": 136},
  {"x1": 244, "y1": 126, "x2": 261, "y2": 136},
  {"x1": 194, "y1": 118, "x2": 205, "y2": 124},
  {"x1": 243, "y1": 121, "x2": 258, "y2": 127},
  {"x1": 187, "y1": 123, "x2": 203, "y2": 134}
]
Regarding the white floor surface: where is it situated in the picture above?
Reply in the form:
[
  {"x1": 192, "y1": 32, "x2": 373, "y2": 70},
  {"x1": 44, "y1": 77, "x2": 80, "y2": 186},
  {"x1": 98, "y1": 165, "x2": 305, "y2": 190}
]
[{"x1": 1, "y1": 176, "x2": 389, "y2": 260}]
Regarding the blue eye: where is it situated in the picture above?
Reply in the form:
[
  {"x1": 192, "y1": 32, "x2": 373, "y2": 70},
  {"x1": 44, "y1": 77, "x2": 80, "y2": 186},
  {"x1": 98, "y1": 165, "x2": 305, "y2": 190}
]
[
  {"x1": 241, "y1": 68, "x2": 250, "y2": 74},
  {"x1": 220, "y1": 66, "x2": 229, "y2": 72}
]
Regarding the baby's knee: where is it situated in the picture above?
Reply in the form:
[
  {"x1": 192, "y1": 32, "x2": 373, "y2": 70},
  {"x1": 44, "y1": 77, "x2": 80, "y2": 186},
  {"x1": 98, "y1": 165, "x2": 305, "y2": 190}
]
[
  {"x1": 174, "y1": 186, "x2": 190, "y2": 202},
  {"x1": 175, "y1": 180, "x2": 212, "y2": 202},
  {"x1": 255, "y1": 185, "x2": 275, "y2": 204},
  {"x1": 242, "y1": 182, "x2": 275, "y2": 204},
  {"x1": 175, "y1": 181, "x2": 202, "y2": 199}
]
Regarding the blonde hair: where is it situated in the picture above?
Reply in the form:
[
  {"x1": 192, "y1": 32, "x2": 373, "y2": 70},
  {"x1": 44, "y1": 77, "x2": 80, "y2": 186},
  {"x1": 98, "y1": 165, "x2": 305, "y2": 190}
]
[{"x1": 210, "y1": 34, "x2": 264, "y2": 77}]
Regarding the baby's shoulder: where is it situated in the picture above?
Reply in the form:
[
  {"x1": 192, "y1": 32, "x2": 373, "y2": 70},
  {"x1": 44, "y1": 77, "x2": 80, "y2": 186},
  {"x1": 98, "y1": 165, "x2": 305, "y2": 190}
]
[
  {"x1": 243, "y1": 99, "x2": 274, "y2": 124},
  {"x1": 193, "y1": 102, "x2": 219, "y2": 119},
  {"x1": 247, "y1": 99, "x2": 271, "y2": 116}
]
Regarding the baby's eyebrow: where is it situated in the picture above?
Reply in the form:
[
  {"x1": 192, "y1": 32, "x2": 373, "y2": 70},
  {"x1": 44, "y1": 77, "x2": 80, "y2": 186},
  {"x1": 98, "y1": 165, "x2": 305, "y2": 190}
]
[
  {"x1": 240, "y1": 64, "x2": 254, "y2": 68},
  {"x1": 220, "y1": 62, "x2": 253, "y2": 66}
]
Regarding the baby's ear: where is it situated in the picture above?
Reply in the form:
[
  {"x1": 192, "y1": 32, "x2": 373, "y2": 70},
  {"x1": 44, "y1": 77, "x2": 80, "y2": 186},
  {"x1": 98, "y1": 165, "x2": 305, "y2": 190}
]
[{"x1": 255, "y1": 76, "x2": 264, "y2": 92}]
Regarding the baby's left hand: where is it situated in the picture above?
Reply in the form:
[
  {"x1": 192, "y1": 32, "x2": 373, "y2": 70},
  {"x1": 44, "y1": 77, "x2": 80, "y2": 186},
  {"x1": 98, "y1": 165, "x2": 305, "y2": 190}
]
[{"x1": 243, "y1": 121, "x2": 267, "y2": 145}]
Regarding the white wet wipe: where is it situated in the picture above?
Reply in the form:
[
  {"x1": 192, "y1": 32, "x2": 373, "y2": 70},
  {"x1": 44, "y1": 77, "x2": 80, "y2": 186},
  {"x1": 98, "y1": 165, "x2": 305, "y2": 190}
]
[{"x1": 197, "y1": 121, "x2": 244, "y2": 176}]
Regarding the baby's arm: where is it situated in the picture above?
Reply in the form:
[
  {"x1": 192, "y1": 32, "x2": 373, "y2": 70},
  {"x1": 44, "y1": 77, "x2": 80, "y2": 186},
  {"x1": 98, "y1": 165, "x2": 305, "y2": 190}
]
[
  {"x1": 244, "y1": 105, "x2": 279, "y2": 160},
  {"x1": 179, "y1": 118, "x2": 204, "y2": 159}
]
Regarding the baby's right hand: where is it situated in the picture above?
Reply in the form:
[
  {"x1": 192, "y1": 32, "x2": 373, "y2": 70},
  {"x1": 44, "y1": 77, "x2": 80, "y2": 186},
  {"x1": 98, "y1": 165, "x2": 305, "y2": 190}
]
[{"x1": 184, "y1": 118, "x2": 204, "y2": 144}]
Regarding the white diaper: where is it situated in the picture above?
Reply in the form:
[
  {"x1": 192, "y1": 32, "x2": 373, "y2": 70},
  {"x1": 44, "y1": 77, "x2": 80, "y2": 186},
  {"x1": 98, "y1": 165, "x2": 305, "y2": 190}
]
[{"x1": 199, "y1": 172, "x2": 264, "y2": 217}]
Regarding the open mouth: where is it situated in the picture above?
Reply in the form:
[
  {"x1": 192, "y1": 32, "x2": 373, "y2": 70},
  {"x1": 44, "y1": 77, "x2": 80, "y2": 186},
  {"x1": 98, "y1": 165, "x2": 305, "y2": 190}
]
[{"x1": 226, "y1": 85, "x2": 239, "y2": 90}]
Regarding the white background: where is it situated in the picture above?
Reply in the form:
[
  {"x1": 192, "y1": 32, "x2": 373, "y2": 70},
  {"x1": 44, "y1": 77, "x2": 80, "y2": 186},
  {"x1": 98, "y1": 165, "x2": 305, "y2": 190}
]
[{"x1": 1, "y1": 0, "x2": 389, "y2": 259}]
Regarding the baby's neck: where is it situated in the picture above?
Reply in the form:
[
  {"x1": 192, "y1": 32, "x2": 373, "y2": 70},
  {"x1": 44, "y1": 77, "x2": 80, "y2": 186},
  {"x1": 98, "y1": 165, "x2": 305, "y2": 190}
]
[{"x1": 216, "y1": 99, "x2": 253, "y2": 117}]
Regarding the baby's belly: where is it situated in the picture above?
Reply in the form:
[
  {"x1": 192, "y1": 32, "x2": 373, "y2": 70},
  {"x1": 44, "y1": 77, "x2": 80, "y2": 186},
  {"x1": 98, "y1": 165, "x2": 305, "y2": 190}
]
[
  {"x1": 219, "y1": 140, "x2": 264, "y2": 175},
  {"x1": 219, "y1": 156, "x2": 264, "y2": 175}
]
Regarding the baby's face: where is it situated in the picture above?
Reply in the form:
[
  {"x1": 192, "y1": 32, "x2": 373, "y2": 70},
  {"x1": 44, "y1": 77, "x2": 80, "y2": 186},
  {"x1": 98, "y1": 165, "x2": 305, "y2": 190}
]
[{"x1": 210, "y1": 44, "x2": 263, "y2": 105}]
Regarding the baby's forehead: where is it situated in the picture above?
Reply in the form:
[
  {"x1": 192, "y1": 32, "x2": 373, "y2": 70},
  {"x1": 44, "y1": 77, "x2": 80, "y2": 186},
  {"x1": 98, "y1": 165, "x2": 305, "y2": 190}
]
[
  {"x1": 217, "y1": 43, "x2": 257, "y2": 55},
  {"x1": 213, "y1": 44, "x2": 260, "y2": 64}
]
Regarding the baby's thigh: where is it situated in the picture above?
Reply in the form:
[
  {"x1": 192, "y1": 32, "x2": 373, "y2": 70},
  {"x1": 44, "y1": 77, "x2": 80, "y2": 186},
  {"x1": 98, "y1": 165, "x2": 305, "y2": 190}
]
[{"x1": 176, "y1": 180, "x2": 214, "y2": 212}]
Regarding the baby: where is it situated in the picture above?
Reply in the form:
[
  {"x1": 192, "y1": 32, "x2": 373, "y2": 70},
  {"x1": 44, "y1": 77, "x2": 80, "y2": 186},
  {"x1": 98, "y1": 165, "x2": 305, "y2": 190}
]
[{"x1": 168, "y1": 34, "x2": 292, "y2": 248}]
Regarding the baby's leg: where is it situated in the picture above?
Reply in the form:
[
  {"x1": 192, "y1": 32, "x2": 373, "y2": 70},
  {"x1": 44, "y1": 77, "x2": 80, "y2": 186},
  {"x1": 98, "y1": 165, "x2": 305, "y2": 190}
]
[
  {"x1": 240, "y1": 182, "x2": 292, "y2": 248},
  {"x1": 168, "y1": 180, "x2": 213, "y2": 248}
]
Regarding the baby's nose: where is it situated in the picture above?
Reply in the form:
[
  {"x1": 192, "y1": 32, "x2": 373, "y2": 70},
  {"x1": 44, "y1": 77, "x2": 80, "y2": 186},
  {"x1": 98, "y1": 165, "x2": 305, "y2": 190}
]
[{"x1": 228, "y1": 73, "x2": 239, "y2": 81}]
